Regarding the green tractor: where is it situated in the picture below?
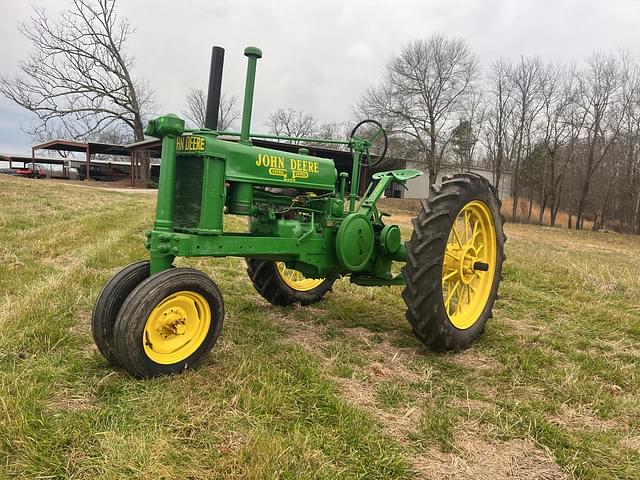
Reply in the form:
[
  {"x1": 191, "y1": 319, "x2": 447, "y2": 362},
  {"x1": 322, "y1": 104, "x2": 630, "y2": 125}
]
[{"x1": 92, "y1": 47, "x2": 506, "y2": 378}]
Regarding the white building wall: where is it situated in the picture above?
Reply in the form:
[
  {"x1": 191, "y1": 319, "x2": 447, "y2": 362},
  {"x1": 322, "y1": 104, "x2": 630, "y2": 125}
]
[
  {"x1": 404, "y1": 168, "x2": 430, "y2": 198},
  {"x1": 402, "y1": 162, "x2": 512, "y2": 199}
]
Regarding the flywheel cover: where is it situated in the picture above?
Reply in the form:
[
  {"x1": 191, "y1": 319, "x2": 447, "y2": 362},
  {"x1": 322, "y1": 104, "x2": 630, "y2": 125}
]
[{"x1": 336, "y1": 213, "x2": 374, "y2": 271}]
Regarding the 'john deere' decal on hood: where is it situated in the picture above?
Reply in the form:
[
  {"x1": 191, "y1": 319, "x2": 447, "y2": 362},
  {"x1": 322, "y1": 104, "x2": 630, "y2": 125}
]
[{"x1": 256, "y1": 154, "x2": 319, "y2": 182}]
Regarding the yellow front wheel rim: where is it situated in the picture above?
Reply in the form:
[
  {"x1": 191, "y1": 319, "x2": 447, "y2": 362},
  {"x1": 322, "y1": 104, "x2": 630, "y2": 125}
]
[
  {"x1": 143, "y1": 291, "x2": 211, "y2": 364},
  {"x1": 276, "y1": 262, "x2": 325, "y2": 292},
  {"x1": 442, "y1": 200, "x2": 497, "y2": 330}
]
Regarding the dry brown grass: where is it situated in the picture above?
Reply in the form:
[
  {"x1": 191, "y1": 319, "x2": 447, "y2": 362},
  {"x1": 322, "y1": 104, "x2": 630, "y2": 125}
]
[
  {"x1": 412, "y1": 430, "x2": 568, "y2": 480},
  {"x1": 379, "y1": 195, "x2": 599, "y2": 232},
  {"x1": 46, "y1": 390, "x2": 97, "y2": 413},
  {"x1": 621, "y1": 436, "x2": 640, "y2": 452},
  {"x1": 501, "y1": 196, "x2": 595, "y2": 230},
  {"x1": 548, "y1": 404, "x2": 624, "y2": 432},
  {"x1": 450, "y1": 349, "x2": 499, "y2": 371}
]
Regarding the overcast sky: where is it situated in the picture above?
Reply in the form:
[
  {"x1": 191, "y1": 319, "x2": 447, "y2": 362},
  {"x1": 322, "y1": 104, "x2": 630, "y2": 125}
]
[{"x1": 2, "y1": 0, "x2": 640, "y2": 155}]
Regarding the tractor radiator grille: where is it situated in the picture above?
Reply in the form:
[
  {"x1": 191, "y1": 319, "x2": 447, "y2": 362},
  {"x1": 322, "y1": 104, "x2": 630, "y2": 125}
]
[{"x1": 173, "y1": 156, "x2": 203, "y2": 230}]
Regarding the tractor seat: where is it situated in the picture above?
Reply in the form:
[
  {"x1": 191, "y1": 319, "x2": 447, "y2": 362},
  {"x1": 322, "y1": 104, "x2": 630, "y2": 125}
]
[{"x1": 371, "y1": 169, "x2": 423, "y2": 183}]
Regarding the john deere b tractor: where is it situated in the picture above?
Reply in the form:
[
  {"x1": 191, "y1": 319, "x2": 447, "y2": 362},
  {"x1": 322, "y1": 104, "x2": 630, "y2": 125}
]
[{"x1": 92, "y1": 47, "x2": 506, "y2": 378}]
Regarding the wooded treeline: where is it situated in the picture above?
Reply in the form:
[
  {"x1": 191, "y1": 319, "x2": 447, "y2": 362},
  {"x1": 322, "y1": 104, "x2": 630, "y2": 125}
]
[
  {"x1": 478, "y1": 52, "x2": 640, "y2": 233},
  {"x1": 358, "y1": 36, "x2": 640, "y2": 233}
]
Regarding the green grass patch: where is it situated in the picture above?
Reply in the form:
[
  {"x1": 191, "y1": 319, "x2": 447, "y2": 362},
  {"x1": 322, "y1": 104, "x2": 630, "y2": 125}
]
[{"x1": 1, "y1": 176, "x2": 640, "y2": 478}]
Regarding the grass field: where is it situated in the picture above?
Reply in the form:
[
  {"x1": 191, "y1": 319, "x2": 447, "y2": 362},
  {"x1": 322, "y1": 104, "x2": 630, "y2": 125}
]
[{"x1": 1, "y1": 175, "x2": 639, "y2": 479}]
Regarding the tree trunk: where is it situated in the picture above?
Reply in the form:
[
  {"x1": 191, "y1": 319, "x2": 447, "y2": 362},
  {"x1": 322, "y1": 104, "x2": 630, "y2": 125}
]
[
  {"x1": 633, "y1": 190, "x2": 640, "y2": 234},
  {"x1": 133, "y1": 118, "x2": 150, "y2": 183},
  {"x1": 599, "y1": 178, "x2": 615, "y2": 231},
  {"x1": 550, "y1": 174, "x2": 564, "y2": 227},
  {"x1": 551, "y1": 183, "x2": 563, "y2": 227},
  {"x1": 567, "y1": 187, "x2": 574, "y2": 229},
  {"x1": 429, "y1": 122, "x2": 438, "y2": 188},
  {"x1": 527, "y1": 182, "x2": 534, "y2": 221},
  {"x1": 538, "y1": 155, "x2": 549, "y2": 225},
  {"x1": 511, "y1": 163, "x2": 519, "y2": 220},
  {"x1": 576, "y1": 182, "x2": 590, "y2": 231},
  {"x1": 429, "y1": 169, "x2": 437, "y2": 188},
  {"x1": 618, "y1": 198, "x2": 624, "y2": 232}
]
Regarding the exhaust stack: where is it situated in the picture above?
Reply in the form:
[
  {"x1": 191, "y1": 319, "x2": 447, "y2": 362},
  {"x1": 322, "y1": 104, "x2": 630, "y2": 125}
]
[{"x1": 204, "y1": 46, "x2": 225, "y2": 130}]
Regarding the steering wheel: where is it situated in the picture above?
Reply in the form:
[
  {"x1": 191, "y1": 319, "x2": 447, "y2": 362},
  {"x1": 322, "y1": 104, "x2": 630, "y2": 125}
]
[{"x1": 350, "y1": 119, "x2": 388, "y2": 167}]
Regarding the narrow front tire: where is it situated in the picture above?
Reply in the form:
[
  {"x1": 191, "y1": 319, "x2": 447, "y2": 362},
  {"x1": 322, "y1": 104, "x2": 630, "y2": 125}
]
[
  {"x1": 91, "y1": 261, "x2": 150, "y2": 366},
  {"x1": 113, "y1": 268, "x2": 224, "y2": 378}
]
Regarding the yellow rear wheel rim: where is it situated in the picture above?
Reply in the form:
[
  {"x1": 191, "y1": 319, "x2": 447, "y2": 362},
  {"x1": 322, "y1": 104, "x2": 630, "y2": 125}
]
[
  {"x1": 442, "y1": 200, "x2": 497, "y2": 330},
  {"x1": 143, "y1": 291, "x2": 211, "y2": 364},
  {"x1": 276, "y1": 262, "x2": 325, "y2": 292}
]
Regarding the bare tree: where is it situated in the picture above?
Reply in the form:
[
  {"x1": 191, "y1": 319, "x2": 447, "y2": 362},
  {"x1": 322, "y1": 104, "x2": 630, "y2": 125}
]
[
  {"x1": 508, "y1": 56, "x2": 545, "y2": 219},
  {"x1": 599, "y1": 52, "x2": 640, "y2": 230},
  {"x1": 623, "y1": 61, "x2": 640, "y2": 233},
  {"x1": 0, "y1": 0, "x2": 153, "y2": 151},
  {"x1": 539, "y1": 64, "x2": 579, "y2": 226},
  {"x1": 267, "y1": 108, "x2": 318, "y2": 143},
  {"x1": 183, "y1": 88, "x2": 240, "y2": 131},
  {"x1": 451, "y1": 88, "x2": 485, "y2": 171},
  {"x1": 573, "y1": 52, "x2": 625, "y2": 229},
  {"x1": 482, "y1": 59, "x2": 515, "y2": 198},
  {"x1": 316, "y1": 121, "x2": 346, "y2": 141},
  {"x1": 451, "y1": 119, "x2": 474, "y2": 170},
  {"x1": 314, "y1": 121, "x2": 350, "y2": 150},
  {"x1": 358, "y1": 34, "x2": 479, "y2": 186}
]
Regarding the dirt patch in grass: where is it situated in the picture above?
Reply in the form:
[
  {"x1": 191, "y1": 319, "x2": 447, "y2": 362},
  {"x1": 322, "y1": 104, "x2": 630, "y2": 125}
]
[
  {"x1": 450, "y1": 349, "x2": 499, "y2": 371},
  {"x1": 279, "y1": 314, "x2": 429, "y2": 438},
  {"x1": 70, "y1": 310, "x2": 92, "y2": 336},
  {"x1": 333, "y1": 375, "x2": 424, "y2": 442},
  {"x1": 413, "y1": 428, "x2": 567, "y2": 480},
  {"x1": 343, "y1": 326, "x2": 428, "y2": 382},
  {"x1": 621, "y1": 435, "x2": 640, "y2": 452},
  {"x1": 498, "y1": 313, "x2": 554, "y2": 338},
  {"x1": 215, "y1": 430, "x2": 248, "y2": 455},
  {"x1": 549, "y1": 404, "x2": 624, "y2": 432},
  {"x1": 279, "y1": 311, "x2": 426, "y2": 384},
  {"x1": 450, "y1": 397, "x2": 496, "y2": 415},
  {"x1": 46, "y1": 389, "x2": 97, "y2": 412},
  {"x1": 70, "y1": 309, "x2": 98, "y2": 357},
  {"x1": 277, "y1": 313, "x2": 327, "y2": 359}
]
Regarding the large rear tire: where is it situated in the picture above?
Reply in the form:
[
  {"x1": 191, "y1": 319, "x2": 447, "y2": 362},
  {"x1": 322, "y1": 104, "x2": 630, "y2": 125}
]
[
  {"x1": 401, "y1": 173, "x2": 506, "y2": 352},
  {"x1": 246, "y1": 260, "x2": 335, "y2": 306}
]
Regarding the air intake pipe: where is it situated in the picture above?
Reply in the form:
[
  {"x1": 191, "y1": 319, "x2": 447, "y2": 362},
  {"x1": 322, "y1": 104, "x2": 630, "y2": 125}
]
[{"x1": 240, "y1": 46, "x2": 262, "y2": 144}]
